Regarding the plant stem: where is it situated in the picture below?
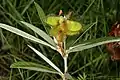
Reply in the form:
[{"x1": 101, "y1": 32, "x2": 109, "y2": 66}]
[
  {"x1": 64, "y1": 55, "x2": 68, "y2": 74},
  {"x1": 55, "y1": 37, "x2": 68, "y2": 80},
  {"x1": 62, "y1": 76, "x2": 66, "y2": 80},
  {"x1": 62, "y1": 54, "x2": 68, "y2": 80}
]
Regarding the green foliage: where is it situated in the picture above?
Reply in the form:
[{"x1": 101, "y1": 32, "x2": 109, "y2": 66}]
[
  {"x1": 21, "y1": 21, "x2": 56, "y2": 47},
  {"x1": 0, "y1": 23, "x2": 56, "y2": 50},
  {"x1": 66, "y1": 20, "x2": 82, "y2": 35},
  {"x1": 0, "y1": 0, "x2": 120, "y2": 80},
  {"x1": 67, "y1": 37, "x2": 120, "y2": 53},
  {"x1": 46, "y1": 16, "x2": 61, "y2": 27},
  {"x1": 10, "y1": 61, "x2": 59, "y2": 74},
  {"x1": 28, "y1": 45, "x2": 63, "y2": 75},
  {"x1": 34, "y1": 2, "x2": 47, "y2": 32}
]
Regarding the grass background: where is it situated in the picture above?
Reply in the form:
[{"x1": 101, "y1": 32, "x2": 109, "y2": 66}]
[{"x1": 0, "y1": 0, "x2": 120, "y2": 80}]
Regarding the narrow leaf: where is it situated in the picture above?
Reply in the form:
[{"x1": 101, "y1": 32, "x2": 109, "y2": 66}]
[
  {"x1": 0, "y1": 23, "x2": 56, "y2": 50},
  {"x1": 10, "y1": 62, "x2": 59, "y2": 74},
  {"x1": 68, "y1": 37, "x2": 120, "y2": 53},
  {"x1": 34, "y1": 2, "x2": 46, "y2": 25},
  {"x1": 21, "y1": 21, "x2": 56, "y2": 47},
  {"x1": 28, "y1": 45, "x2": 63, "y2": 75},
  {"x1": 21, "y1": 0, "x2": 34, "y2": 15}
]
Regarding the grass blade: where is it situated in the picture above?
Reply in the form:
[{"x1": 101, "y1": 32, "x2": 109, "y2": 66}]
[
  {"x1": 10, "y1": 62, "x2": 59, "y2": 74},
  {"x1": 28, "y1": 45, "x2": 63, "y2": 75},
  {"x1": 71, "y1": 54, "x2": 106, "y2": 74},
  {"x1": 21, "y1": 0, "x2": 34, "y2": 15},
  {"x1": 68, "y1": 37, "x2": 120, "y2": 53},
  {"x1": 21, "y1": 21, "x2": 56, "y2": 47},
  {"x1": 7, "y1": 0, "x2": 23, "y2": 20},
  {"x1": 0, "y1": 23, "x2": 56, "y2": 50}
]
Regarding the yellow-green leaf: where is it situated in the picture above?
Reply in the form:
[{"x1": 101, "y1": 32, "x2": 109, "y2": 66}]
[
  {"x1": 46, "y1": 16, "x2": 64, "y2": 27},
  {"x1": 67, "y1": 20, "x2": 82, "y2": 32},
  {"x1": 46, "y1": 17, "x2": 59, "y2": 27},
  {"x1": 50, "y1": 27, "x2": 60, "y2": 36},
  {"x1": 67, "y1": 31, "x2": 79, "y2": 35}
]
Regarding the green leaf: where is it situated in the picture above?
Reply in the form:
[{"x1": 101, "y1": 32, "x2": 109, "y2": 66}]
[
  {"x1": 21, "y1": 21, "x2": 56, "y2": 47},
  {"x1": 10, "y1": 62, "x2": 59, "y2": 74},
  {"x1": 67, "y1": 37, "x2": 120, "y2": 53},
  {"x1": 67, "y1": 20, "x2": 82, "y2": 32},
  {"x1": 0, "y1": 23, "x2": 56, "y2": 50},
  {"x1": 28, "y1": 45, "x2": 63, "y2": 75},
  {"x1": 49, "y1": 27, "x2": 59, "y2": 36},
  {"x1": 34, "y1": 2, "x2": 46, "y2": 25},
  {"x1": 67, "y1": 30, "x2": 79, "y2": 36},
  {"x1": 66, "y1": 20, "x2": 82, "y2": 35},
  {"x1": 21, "y1": 0, "x2": 34, "y2": 15},
  {"x1": 34, "y1": 2, "x2": 49, "y2": 33},
  {"x1": 46, "y1": 16, "x2": 61, "y2": 27}
]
